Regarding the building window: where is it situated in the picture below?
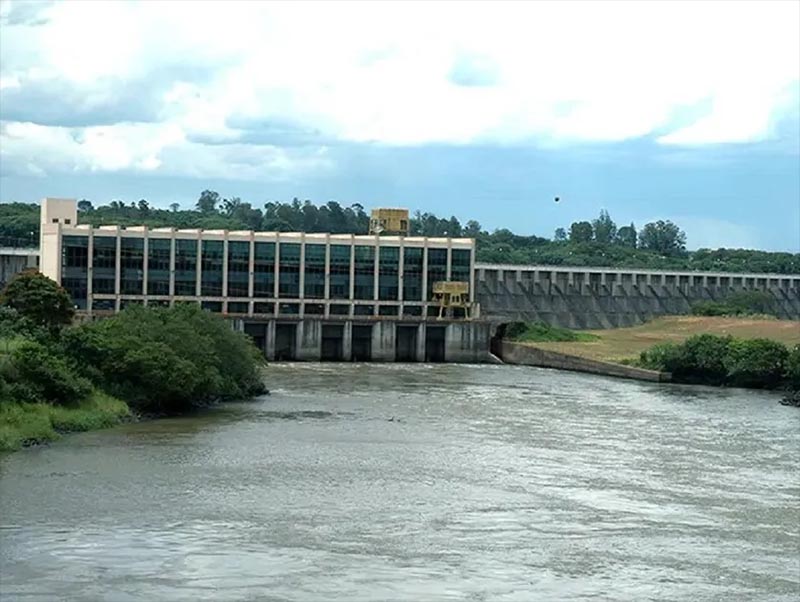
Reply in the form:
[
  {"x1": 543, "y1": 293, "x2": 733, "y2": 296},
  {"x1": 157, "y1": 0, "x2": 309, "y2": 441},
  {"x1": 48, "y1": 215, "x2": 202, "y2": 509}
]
[
  {"x1": 227, "y1": 301, "x2": 249, "y2": 314},
  {"x1": 64, "y1": 219, "x2": 71, "y2": 225},
  {"x1": 304, "y1": 303, "x2": 324, "y2": 315},
  {"x1": 378, "y1": 305, "x2": 398, "y2": 316},
  {"x1": 329, "y1": 244, "x2": 351, "y2": 299},
  {"x1": 329, "y1": 304, "x2": 349, "y2": 315},
  {"x1": 147, "y1": 238, "x2": 171, "y2": 296},
  {"x1": 120, "y1": 238, "x2": 144, "y2": 295},
  {"x1": 304, "y1": 244, "x2": 326, "y2": 299},
  {"x1": 228, "y1": 241, "x2": 250, "y2": 298},
  {"x1": 403, "y1": 247, "x2": 423, "y2": 302},
  {"x1": 174, "y1": 238, "x2": 197, "y2": 296},
  {"x1": 201, "y1": 300, "x2": 223, "y2": 313},
  {"x1": 201, "y1": 240, "x2": 224, "y2": 297},
  {"x1": 278, "y1": 243, "x2": 301, "y2": 298},
  {"x1": 278, "y1": 302, "x2": 300, "y2": 315},
  {"x1": 426, "y1": 248, "x2": 447, "y2": 300},
  {"x1": 353, "y1": 245, "x2": 374, "y2": 300},
  {"x1": 378, "y1": 246, "x2": 399, "y2": 300},
  {"x1": 92, "y1": 236, "x2": 117, "y2": 295},
  {"x1": 254, "y1": 302, "x2": 274, "y2": 315},
  {"x1": 253, "y1": 242, "x2": 275, "y2": 298},
  {"x1": 403, "y1": 305, "x2": 423, "y2": 317},
  {"x1": 354, "y1": 304, "x2": 374, "y2": 316},
  {"x1": 61, "y1": 235, "x2": 88, "y2": 309},
  {"x1": 450, "y1": 249, "x2": 471, "y2": 288}
]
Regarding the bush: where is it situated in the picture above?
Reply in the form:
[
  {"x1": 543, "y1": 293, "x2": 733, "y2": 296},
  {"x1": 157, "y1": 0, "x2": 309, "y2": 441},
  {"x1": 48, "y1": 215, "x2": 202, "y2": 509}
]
[
  {"x1": 786, "y1": 345, "x2": 800, "y2": 390},
  {"x1": 504, "y1": 321, "x2": 600, "y2": 343},
  {"x1": 61, "y1": 305, "x2": 265, "y2": 413},
  {"x1": 691, "y1": 291, "x2": 778, "y2": 317},
  {"x1": 3, "y1": 341, "x2": 91, "y2": 405},
  {"x1": 639, "y1": 342, "x2": 684, "y2": 372},
  {"x1": 681, "y1": 334, "x2": 732, "y2": 385},
  {"x1": 724, "y1": 339, "x2": 790, "y2": 389}
]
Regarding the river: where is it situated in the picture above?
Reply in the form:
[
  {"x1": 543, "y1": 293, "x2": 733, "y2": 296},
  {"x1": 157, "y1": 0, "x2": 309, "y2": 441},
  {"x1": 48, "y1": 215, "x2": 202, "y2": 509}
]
[{"x1": 1, "y1": 364, "x2": 798, "y2": 601}]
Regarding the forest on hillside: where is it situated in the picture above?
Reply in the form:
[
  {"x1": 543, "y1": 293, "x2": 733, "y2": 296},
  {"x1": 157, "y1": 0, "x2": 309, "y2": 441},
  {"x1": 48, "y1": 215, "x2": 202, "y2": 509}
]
[{"x1": 1, "y1": 191, "x2": 798, "y2": 274}]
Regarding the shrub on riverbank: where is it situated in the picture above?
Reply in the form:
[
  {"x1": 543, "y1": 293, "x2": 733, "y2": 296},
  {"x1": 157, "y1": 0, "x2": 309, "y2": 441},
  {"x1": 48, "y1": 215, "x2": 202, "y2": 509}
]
[
  {"x1": 691, "y1": 291, "x2": 778, "y2": 318},
  {"x1": 61, "y1": 304, "x2": 266, "y2": 414},
  {"x1": 505, "y1": 321, "x2": 600, "y2": 343},
  {"x1": 0, "y1": 391, "x2": 130, "y2": 452},
  {"x1": 639, "y1": 334, "x2": 796, "y2": 389}
]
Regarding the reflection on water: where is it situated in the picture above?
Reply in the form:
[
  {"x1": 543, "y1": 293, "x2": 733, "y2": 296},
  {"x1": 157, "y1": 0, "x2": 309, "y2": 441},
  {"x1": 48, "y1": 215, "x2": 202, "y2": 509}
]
[{"x1": 1, "y1": 363, "x2": 798, "y2": 602}]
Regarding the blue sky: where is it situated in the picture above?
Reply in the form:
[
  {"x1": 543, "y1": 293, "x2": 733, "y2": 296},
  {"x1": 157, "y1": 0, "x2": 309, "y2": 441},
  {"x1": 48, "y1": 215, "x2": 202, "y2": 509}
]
[{"x1": 1, "y1": 0, "x2": 798, "y2": 251}]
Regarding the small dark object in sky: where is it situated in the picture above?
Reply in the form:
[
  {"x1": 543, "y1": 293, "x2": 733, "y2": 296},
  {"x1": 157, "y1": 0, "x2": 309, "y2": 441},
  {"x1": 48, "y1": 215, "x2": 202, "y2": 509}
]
[{"x1": 554, "y1": 196, "x2": 560, "y2": 203}]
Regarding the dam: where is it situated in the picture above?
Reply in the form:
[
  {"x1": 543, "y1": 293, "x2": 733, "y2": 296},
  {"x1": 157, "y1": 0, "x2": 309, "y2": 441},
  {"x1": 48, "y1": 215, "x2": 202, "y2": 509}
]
[{"x1": 1, "y1": 198, "x2": 798, "y2": 362}]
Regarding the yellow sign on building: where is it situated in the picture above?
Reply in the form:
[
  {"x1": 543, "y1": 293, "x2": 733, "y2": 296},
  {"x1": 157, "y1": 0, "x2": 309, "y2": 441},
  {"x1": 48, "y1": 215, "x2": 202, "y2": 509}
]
[{"x1": 369, "y1": 208, "x2": 409, "y2": 236}]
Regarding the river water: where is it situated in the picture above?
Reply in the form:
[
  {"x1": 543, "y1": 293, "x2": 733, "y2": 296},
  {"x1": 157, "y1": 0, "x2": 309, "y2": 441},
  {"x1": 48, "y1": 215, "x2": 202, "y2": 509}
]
[{"x1": 1, "y1": 364, "x2": 798, "y2": 601}]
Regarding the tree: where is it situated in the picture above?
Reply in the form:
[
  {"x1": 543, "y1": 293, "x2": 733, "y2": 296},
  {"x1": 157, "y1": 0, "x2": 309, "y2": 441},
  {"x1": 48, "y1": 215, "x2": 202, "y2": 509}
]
[
  {"x1": 0, "y1": 269, "x2": 74, "y2": 330},
  {"x1": 137, "y1": 199, "x2": 150, "y2": 215},
  {"x1": 554, "y1": 227, "x2": 567, "y2": 242},
  {"x1": 221, "y1": 196, "x2": 242, "y2": 217},
  {"x1": 170, "y1": 203, "x2": 180, "y2": 213},
  {"x1": 592, "y1": 210, "x2": 617, "y2": 244},
  {"x1": 569, "y1": 221, "x2": 593, "y2": 243},
  {"x1": 77, "y1": 199, "x2": 94, "y2": 213},
  {"x1": 615, "y1": 223, "x2": 637, "y2": 248},
  {"x1": 196, "y1": 190, "x2": 220, "y2": 214},
  {"x1": 639, "y1": 220, "x2": 687, "y2": 256},
  {"x1": 464, "y1": 220, "x2": 483, "y2": 238}
]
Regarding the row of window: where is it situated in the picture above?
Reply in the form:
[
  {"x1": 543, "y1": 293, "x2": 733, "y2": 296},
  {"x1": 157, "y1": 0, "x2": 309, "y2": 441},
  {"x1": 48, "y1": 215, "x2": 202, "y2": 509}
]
[
  {"x1": 94, "y1": 299, "x2": 455, "y2": 318},
  {"x1": 61, "y1": 236, "x2": 472, "y2": 308}
]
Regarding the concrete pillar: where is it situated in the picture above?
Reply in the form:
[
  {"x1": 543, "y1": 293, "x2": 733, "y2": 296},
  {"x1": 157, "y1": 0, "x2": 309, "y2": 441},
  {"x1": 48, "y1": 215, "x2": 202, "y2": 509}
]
[
  {"x1": 371, "y1": 321, "x2": 396, "y2": 361},
  {"x1": 296, "y1": 319, "x2": 322, "y2": 360},
  {"x1": 265, "y1": 320, "x2": 276, "y2": 361},
  {"x1": 248, "y1": 234, "x2": 255, "y2": 316},
  {"x1": 342, "y1": 321, "x2": 353, "y2": 360},
  {"x1": 142, "y1": 230, "x2": 149, "y2": 296},
  {"x1": 168, "y1": 230, "x2": 176, "y2": 301},
  {"x1": 444, "y1": 322, "x2": 490, "y2": 363},
  {"x1": 114, "y1": 230, "x2": 121, "y2": 311},
  {"x1": 416, "y1": 322, "x2": 426, "y2": 362},
  {"x1": 195, "y1": 236, "x2": 202, "y2": 297}
]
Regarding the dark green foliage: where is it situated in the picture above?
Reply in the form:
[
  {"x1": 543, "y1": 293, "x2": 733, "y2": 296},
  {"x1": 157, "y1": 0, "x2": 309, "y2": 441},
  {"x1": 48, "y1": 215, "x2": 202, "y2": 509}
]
[
  {"x1": 639, "y1": 220, "x2": 687, "y2": 256},
  {"x1": 692, "y1": 291, "x2": 778, "y2": 317},
  {"x1": 2, "y1": 341, "x2": 91, "y2": 405},
  {"x1": 785, "y1": 346, "x2": 800, "y2": 390},
  {"x1": 723, "y1": 339, "x2": 789, "y2": 389},
  {"x1": 2, "y1": 196, "x2": 798, "y2": 273},
  {"x1": 0, "y1": 270, "x2": 75, "y2": 330},
  {"x1": 504, "y1": 321, "x2": 600, "y2": 343},
  {"x1": 62, "y1": 305, "x2": 266, "y2": 413},
  {"x1": 640, "y1": 334, "x2": 793, "y2": 389}
]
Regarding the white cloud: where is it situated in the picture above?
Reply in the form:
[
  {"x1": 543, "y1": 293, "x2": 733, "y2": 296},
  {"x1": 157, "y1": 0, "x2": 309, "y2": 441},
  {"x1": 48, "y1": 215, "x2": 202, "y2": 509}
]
[{"x1": 0, "y1": 0, "x2": 798, "y2": 177}]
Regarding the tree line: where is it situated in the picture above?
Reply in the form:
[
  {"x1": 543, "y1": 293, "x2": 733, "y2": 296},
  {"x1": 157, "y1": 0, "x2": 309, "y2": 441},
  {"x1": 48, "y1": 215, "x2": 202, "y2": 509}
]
[{"x1": 1, "y1": 192, "x2": 798, "y2": 274}]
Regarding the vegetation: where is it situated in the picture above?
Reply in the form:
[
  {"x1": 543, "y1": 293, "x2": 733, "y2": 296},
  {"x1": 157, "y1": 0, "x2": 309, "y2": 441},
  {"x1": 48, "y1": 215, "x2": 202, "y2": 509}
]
[
  {"x1": 505, "y1": 316, "x2": 800, "y2": 365},
  {"x1": 639, "y1": 334, "x2": 794, "y2": 389},
  {"x1": 0, "y1": 269, "x2": 74, "y2": 330},
  {"x1": 1, "y1": 271, "x2": 266, "y2": 452},
  {"x1": 691, "y1": 291, "x2": 779, "y2": 318},
  {"x1": 505, "y1": 321, "x2": 600, "y2": 343},
  {"x1": 2, "y1": 194, "x2": 798, "y2": 274}
]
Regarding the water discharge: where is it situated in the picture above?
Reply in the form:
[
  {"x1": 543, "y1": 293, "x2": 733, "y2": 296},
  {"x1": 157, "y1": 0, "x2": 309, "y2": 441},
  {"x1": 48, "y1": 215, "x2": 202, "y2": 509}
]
[{"x1": 1, "y1": 364, "x2": 798, "y2": 601}]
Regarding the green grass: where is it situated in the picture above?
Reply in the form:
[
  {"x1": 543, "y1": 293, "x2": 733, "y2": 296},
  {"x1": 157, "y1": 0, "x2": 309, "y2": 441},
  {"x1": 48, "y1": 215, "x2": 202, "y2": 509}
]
[
  {"x1": 506, "y1": 321, "x2": 601, "y2": 343},
  {"x1": 0, "y1": 391, "x2": 131, "y2": 452}
]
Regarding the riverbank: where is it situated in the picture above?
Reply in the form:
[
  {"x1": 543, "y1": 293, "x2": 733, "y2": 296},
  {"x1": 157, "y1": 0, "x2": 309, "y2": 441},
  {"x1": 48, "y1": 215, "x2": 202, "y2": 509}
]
[
  {"x1": 501, "y1": 317, "x2": 799, "y2": 391},
  {"x1": 0, "y1": 392, "x2": 131, "y2": 452}
]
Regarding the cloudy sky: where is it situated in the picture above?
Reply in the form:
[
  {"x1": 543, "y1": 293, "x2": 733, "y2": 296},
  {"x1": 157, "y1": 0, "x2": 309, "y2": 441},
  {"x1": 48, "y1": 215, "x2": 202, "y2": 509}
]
[{"x1": 1, "y1": 0, "x2": 798, "y2": 250}]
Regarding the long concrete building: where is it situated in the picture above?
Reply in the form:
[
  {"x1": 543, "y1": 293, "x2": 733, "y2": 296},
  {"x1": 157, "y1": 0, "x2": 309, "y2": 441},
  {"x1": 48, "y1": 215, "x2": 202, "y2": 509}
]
[{"x1": 37, "y1": 198, "x2": 489, "y2": 362}]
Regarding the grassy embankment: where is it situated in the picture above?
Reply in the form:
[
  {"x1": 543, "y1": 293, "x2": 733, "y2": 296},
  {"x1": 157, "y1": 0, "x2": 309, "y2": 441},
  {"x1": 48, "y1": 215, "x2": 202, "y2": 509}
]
[
  {"x1": 513, "y1": 316, "x2": 800, "y2": 364},
  {"x1": 0, "y1": 337, "x2": 131, "y2": 452}
]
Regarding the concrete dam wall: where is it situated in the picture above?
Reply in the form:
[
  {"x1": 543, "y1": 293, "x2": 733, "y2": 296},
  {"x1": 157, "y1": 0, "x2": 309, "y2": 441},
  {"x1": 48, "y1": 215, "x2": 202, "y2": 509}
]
[{"x1": 476, "y1": 264, "x2": 800, "y2": 329}]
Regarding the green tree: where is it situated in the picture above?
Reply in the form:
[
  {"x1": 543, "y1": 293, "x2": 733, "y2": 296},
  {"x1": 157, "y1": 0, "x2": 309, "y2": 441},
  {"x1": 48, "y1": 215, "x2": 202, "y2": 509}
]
[
  {"x1": 0, "y1": 270, "x2": 74, "y2": 330},
  {"x1": 554, "y1": 227, "x2": 567, "y2": 242},
  {"x1": 592, "y1": 210, "x2": 617, "y2": 244},
  {"x1": 569, "y1": 221, "x2": 593, "y2": 243},
  {"x1": 77, "y1": 199, "x2": 94, "y2": 212},
  {"x1": 196, "y1": 190, "x2": 221, "y2": 214},
  {"x1": 615, "y1": 223, "x2": 637, "y2": 248},
  {"x1": 639, "y1": 220, "x2": 687, "y2": 256}
]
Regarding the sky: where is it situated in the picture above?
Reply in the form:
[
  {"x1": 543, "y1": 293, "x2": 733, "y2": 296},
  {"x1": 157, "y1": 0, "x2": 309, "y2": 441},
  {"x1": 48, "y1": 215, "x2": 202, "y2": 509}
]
[{"x1": 0, "y1": 0, "x2": 798, "y2": 251}]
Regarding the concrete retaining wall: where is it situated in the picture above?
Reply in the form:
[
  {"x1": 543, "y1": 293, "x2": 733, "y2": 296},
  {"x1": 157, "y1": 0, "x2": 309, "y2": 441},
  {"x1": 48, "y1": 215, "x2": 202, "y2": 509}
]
[
  {"x1": 498, "y1": 341, "x2": 670, "y2": 383},
  {"x1": 478, "y1": 280, "x2": 800, "y2": 328}
]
